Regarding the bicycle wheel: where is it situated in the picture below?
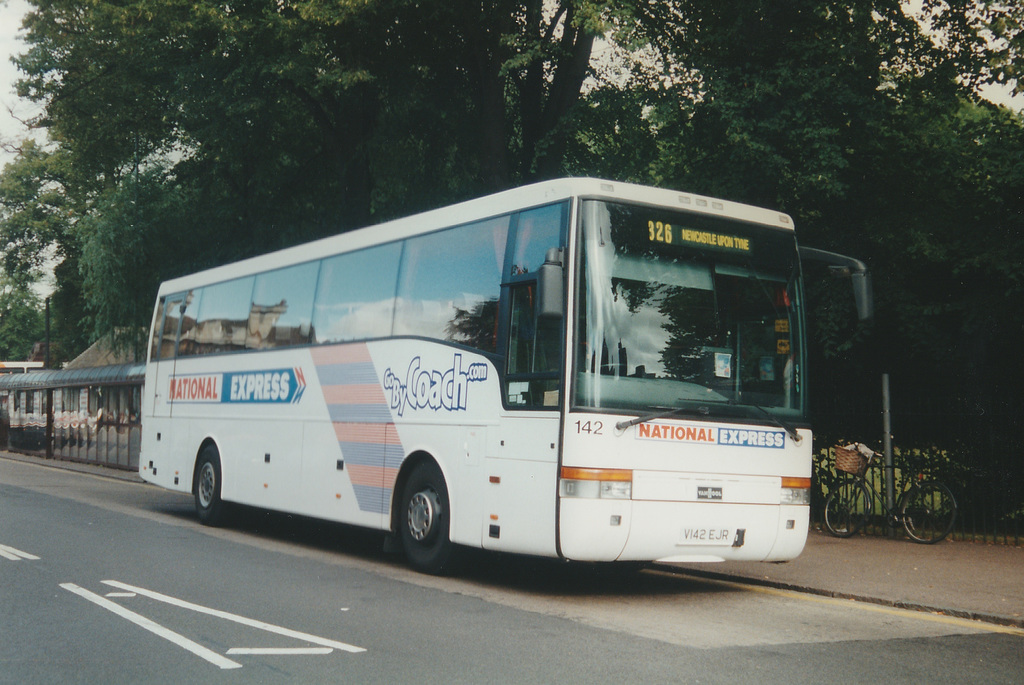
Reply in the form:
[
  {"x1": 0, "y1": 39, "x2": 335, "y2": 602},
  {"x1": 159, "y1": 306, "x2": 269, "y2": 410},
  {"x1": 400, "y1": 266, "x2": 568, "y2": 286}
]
[
  {"x1": 823, "y1": 476, "x2": 872, "y2": 537},
  {"x1": 901, "y1": 481, "x2": 957, "y2": 543}
]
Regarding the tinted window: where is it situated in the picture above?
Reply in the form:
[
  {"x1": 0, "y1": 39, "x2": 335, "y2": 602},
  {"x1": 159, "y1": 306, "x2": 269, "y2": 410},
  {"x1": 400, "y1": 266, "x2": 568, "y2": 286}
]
[
  {"x1": 192, "y1": 277, "x2": 255, "y2": 355},
  {"x1": 509, "y1": 203, "x2": 565, "y2": 278},
  {"x1": 312, "y1": 242, "x2": 402, "y2": 344},
  {"x1": 151, "y1": 297, "x2": 177, "y2": 361},
  {"x1": 248, "y1": 262, "x2": 319, "y2": 349},
  {"x1": 175, "y1": 290, "x2": 203, "y2": 357},
  {"x1": 506, "y1": 282, "x2": 561, "y2": 407},
  {"x1": 394, "y1": 216, "x2": 509, "y2": 353}
]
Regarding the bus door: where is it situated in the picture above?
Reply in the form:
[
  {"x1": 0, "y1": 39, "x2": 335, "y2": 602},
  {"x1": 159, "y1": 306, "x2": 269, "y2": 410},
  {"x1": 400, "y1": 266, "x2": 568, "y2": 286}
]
[
  {"x1": 483, "y1": 205, "x2": 567, "y2": 554},
  {"x1": 484, "y1": 280, "x2": 563, "y2": 555}
]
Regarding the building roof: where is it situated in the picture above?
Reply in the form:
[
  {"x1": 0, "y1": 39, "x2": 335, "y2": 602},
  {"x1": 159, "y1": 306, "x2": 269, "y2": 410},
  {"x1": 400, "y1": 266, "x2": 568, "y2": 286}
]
[{"x1": 0, "y1": 363, "x2": 145, "y2": 391}]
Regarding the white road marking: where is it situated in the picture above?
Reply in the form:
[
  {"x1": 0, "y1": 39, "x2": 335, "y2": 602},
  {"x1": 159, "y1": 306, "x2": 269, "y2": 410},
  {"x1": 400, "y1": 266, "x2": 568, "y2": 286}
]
[
  {"x1": 60, "y1": 583, "x2": 242, "y2": 670},
  {"x1": 227, "y1": 647, "x2": 334, "y2": 655},
  {"x1": 0, "y1": 544, "x2": 40, "y2": 561},
  {"x1": 101, "y1": 580, "x2": 366, "y2": 653},
  {"x1": 105, "y1": 592, "x2": 138, "y2": 598}
]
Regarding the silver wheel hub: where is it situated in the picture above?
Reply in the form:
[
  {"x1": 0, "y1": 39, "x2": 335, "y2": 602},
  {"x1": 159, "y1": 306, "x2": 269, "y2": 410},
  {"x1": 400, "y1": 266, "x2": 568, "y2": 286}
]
[
  {"x1": 407, "y1": 489, "x2": 441, "y2": 542},
  {"x1": 198, "y1": 463, "x2": 215, "y2": 508}
]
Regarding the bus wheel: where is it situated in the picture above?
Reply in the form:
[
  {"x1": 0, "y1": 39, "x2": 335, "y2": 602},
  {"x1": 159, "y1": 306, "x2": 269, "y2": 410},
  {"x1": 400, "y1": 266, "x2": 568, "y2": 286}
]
[
  {"x1": 400, "y1": 461, "x2": 458, "y2": 575},
  {"x1": 194, "y1": 445, "x2": 227, "y2": 526}
]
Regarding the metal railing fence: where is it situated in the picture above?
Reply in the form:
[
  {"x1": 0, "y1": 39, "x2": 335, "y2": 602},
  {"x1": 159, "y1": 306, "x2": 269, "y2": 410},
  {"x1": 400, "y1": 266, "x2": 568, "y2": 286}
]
[{"x1": 811, "y1": 374, "x2": 1022, "y2": 546}]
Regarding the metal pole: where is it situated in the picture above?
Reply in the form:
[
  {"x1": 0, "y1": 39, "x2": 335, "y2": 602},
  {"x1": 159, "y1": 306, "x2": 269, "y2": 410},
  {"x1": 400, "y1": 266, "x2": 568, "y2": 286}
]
[
  {"x1": 44, "y1": 297, "x2": 50, "y2": 369},
  {"x1": 45, "y1": 389, "x2": 53, "y2": 460},
  {"x1": 44, "y1": 297, "x2": 53, "y2": 459},
  {"x1": 882, "y1": 374, "x2": 895, "y2": 529}
]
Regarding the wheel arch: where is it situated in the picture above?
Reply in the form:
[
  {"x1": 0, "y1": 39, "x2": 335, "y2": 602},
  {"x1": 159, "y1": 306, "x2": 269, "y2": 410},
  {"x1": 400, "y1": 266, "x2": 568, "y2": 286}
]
[{"x1": 389, "y1": 450, "x2": 445, "y2": 535}]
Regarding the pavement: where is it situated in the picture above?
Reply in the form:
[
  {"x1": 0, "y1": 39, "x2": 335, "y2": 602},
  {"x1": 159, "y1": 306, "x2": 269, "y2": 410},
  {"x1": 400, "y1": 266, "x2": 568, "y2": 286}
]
[
  {"x1": 665, "y1": 529, "x2": 1024, "y2": 629},
  {"x1": 4, "y1": 451, "x2": 1022, "y2": 628}
]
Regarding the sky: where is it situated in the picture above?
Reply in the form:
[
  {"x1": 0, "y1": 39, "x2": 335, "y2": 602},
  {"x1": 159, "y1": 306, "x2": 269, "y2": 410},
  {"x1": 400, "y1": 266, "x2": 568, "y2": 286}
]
[{"x1": 0, "y1": 0, "x2": 38, "y2": 169}]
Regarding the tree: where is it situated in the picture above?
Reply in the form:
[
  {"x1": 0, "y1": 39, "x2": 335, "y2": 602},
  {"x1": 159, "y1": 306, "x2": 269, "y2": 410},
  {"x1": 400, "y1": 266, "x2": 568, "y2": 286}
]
[
  {"x1": 560, "y1": 1, "x2": 1024, "y2": 415},
  {"x1": 0, "y1": 139, "x2": 88, "y2": 364},
  {"x1": 77, "y1": 164, "x2": 190, "y2": 356},
  {"x1": 920, "y1": 0, "x2": 1024, "y2": 96},
  {"x1": 0, "y1": 139, "x2": 69, "y2": 283},
  {"x1": 8, "y1": 0, "x2": 617, "y2": 352},
  {"x1": 5, "y1": 0, "x2": 1023, "y2": 388},
  {"x1": 0, "y1": 275, "x2": 44, "y2": 361}
]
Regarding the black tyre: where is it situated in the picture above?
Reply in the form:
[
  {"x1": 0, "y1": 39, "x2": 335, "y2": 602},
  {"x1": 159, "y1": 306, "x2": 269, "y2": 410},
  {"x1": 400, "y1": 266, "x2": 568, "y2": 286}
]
[
  {"x1": 400, "y1": 461, "x2": 458, "y2": 575},
  {"x1": 823, "y1": 476, "x2": 871, "y2": 537},
  {"x1": 194, "y1": 445, "x2": 227, "y2": 526},
  {"x1": 901, "y1": 481, "x2": 957, "y2": 544}
]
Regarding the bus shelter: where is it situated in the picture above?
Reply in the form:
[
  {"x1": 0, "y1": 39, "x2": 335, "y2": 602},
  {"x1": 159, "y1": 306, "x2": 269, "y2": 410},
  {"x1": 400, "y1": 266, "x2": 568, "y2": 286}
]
[{"x1": 0, "y1": 363, "x2": 144, "y2": 471}]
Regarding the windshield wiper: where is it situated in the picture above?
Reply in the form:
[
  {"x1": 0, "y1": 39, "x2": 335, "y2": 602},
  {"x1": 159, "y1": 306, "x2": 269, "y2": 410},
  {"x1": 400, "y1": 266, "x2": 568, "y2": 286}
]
[
  {"x1": 615, "y1": 405, "x2": 710, "y2": 431},
  {"x1": 745, "y1": 403, "x2": 803, "y2": 445}
]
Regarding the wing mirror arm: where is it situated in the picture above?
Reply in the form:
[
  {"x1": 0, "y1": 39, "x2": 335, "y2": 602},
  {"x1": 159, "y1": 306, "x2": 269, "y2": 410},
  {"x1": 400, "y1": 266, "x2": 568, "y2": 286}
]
[{"x1": 798, "y1": 246, "x2": 874, "y2": 321}]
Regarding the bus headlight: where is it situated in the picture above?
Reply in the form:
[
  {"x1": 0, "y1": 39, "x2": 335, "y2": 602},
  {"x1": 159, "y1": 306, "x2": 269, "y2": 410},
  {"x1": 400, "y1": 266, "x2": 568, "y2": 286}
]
[
  {"x1": 780, "y1": 476, "x2": 811, "y2": 505},
  {"x1": 559, "y1": 467, "x2": 632, "y2": 500}
]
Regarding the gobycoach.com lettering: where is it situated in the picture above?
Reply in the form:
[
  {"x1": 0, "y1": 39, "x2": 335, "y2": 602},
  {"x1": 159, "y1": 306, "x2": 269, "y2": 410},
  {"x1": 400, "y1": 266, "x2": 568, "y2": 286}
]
[{"x1": 383, "y1": 354, "x2": 488, "y2": 417}]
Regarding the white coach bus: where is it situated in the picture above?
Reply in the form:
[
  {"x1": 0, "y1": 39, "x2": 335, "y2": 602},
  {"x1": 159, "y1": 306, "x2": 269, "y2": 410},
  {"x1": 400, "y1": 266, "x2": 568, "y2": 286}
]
[{"x1": 141, "y1": 178, "x2": 871, "y2": 573}]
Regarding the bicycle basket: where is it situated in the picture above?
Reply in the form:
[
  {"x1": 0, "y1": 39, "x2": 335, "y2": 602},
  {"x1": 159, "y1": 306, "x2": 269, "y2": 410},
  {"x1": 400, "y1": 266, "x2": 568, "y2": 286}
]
[{"x1": 834, "y1": 444, "x2": 869, "y2": 477}]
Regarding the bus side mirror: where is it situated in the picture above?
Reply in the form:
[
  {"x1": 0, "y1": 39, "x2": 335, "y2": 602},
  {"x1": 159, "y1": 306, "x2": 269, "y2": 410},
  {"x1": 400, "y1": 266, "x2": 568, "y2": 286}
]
[
  {"x1": 850, "y1": 271, "x2": 873, "y2": 322},
  {"x1": 537, "y1": 248, "x2": 564, "y2": 319},
  {"x1": 798, "y1": 246, "x2": 874, "y2": 321}
]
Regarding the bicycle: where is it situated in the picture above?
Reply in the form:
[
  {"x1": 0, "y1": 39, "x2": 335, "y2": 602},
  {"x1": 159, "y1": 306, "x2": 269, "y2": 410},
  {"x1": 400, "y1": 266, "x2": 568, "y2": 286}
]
[{"x1": 822, "y1": 443, "x2": 958, "y2": 544}]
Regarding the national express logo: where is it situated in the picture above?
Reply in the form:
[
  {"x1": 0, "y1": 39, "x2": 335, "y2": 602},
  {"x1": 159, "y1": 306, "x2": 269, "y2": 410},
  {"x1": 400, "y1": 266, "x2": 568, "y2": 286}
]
[
  {"x1": 168, "y1": 368, "x2": 307, "y2": 404},
  {"x1": 383, "y1": 354, "x2": 488, "y2": 417},
  {"x1": 636, "y1": 421, "x2": 785, "y2": 449}
]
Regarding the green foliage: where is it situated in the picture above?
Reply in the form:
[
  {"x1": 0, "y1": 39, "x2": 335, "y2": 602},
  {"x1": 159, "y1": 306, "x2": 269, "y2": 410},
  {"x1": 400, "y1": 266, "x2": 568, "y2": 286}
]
[
  {"x1": 0, "y1": 139, "x2": 70, "y2": 281},
  {"x1": 0, "y1": 0, "x2": 1021, "y2": 403},
  {"x1": 0, "y1": 139, "x2": 87, "y2": 364},
  {"x1": 5, "y1": 0, "x2": 619, "y2": 358},
  {"x1": 78, "y1": 165, "x2": 189, "y2": 356},
  {"x1": 0, "y1": 274, "x2": 44, "y2": 360}
]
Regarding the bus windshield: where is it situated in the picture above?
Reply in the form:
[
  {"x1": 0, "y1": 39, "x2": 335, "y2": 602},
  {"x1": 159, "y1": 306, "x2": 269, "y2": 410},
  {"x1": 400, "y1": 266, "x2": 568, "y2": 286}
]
[{"x1": 574, "y1": 200, "x2": 805, "y2": 420}]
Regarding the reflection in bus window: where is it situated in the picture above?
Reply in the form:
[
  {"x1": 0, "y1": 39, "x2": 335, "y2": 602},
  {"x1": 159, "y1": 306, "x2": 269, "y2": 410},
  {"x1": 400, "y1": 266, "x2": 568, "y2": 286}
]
[
  {"x1": 312, "y1": 243, "x2": 402, "y2": 344},
  {"x1": 395, "y1": 217, "x2": 509, "y2": 353},
  {"x1": 510, "y1": 203, "x2": 565, "y2": 277},
  {"x1": 176, "y1": 290, "x2": 203, "y2": 357},
  {"x1": 192, "y1": 277, "x2": 255, "y2": 355},
  {"x1": 154, "y1": 296, "x2": 185, "y2": 360},
  {"x1": 249, "y1": 262, "x2": 320, "y2": 349},
  {"x1": 506, "y1": 282, "x2": 561, "y2": 407}
]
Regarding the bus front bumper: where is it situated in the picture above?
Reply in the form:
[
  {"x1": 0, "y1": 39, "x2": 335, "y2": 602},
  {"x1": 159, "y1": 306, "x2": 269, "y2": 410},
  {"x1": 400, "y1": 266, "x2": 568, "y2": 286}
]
[{"x1": 558, "y1": 498, "x2": 809, "y2": 563}]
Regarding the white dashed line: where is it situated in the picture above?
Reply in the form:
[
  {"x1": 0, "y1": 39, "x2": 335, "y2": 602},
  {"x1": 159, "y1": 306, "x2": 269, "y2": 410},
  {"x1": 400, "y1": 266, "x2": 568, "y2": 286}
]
[
  {"x1": 0, "y1": 544, "x2": 40, "y2": 561},
  {"x1": 101, "y1": 580, "x2": 366, "y2": 653}
]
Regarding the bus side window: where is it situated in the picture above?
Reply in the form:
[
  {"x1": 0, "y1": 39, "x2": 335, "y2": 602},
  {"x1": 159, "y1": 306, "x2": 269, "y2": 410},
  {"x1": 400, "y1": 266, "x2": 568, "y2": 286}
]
[
  {"x1": 506, "y1": 283, "x2": 560, "y2": 408},
  {"x1": 394, "y1": 216, "x2": 509, "y2": 353},
  {"x1": 150, "y1": 297, "x2": 167, "y2": 361},
  {"x1": 248, "y1": 262, "x2": 319, "y2": 349},
  {"x1": 312, "y1": 242, "x2": 402, "y2": 344},
  {"x1": 151, "y1": 294, "x2": 172, "y2": 360},
  {"x1": 503, "y1": 202, "x2": 566, "y2": 408},
  {"x1": 155, "y1": 294, "x2": 194, "y2": 360},
  {"x1": 509, "y1": 203, "x2": 565, "y2": 277},
  {"x1": 176, "y1": 290, "x2": 203, "y2": 357},
  {"x1": 192, "y1": 277, "x2": 255, "y2": 355}
]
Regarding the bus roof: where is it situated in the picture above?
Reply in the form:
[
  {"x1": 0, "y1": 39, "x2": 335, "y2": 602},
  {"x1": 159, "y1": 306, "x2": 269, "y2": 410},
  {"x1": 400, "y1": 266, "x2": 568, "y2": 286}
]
[{"x1": 157, "y1": 178, "x2": 795, "y2": 295}]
